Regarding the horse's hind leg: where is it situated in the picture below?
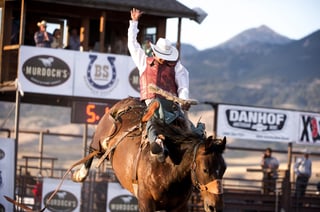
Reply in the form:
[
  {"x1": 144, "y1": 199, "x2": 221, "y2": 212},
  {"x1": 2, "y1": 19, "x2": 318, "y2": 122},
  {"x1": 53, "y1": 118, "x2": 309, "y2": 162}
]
[{"x1": 72, "y1": 152, "x2": 94, "y2": 182}]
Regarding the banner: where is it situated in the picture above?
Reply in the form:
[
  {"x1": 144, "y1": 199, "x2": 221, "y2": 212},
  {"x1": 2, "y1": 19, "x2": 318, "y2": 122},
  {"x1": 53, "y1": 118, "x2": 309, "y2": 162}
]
[
  {"x1": 106, "y1": 182, "x2": 138, "y2": 212},
  {"x1": 73, "y1": 52, "x2": 139, "y2": 99},
  {"x1": 42, "y1": 178, "x2": 81, "y2": 212},
  {"x1": 0, "y1": 138, "x2": 15, "y2": 212},
  {"x1": 216, "y1": 104, "x2": 298, "y2": 142},
  {"x1": 297, "y1": 112, "x2": 320, "y2": 145},
  {"x1": 18, "y1": 46, "x2": 140, "y2": 100},
  {"x1": 18, "y1": 46, "x2": 74, "y2": 95}
]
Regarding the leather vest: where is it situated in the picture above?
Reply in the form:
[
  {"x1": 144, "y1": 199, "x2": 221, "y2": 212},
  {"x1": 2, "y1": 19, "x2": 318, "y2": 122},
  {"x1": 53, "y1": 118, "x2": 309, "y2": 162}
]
[{"x1": 140, "y1": 57, "x2": 178, "y2": 100}]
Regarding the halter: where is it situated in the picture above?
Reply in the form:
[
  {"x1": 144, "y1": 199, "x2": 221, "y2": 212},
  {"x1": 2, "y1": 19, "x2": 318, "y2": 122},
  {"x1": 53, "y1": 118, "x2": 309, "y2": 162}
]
[{"x1": 191, "y1": 141, "x2": 224, "y2": 195}]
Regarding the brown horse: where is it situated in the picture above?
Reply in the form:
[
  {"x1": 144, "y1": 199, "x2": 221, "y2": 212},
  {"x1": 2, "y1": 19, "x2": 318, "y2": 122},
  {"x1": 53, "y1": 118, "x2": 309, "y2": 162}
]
[{"x1": 72, "y1": 97, "x2": 226, "y2": 212}]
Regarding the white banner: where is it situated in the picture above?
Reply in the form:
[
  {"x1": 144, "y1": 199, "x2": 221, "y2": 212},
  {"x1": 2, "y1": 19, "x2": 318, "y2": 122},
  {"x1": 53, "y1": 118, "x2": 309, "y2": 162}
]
[
  {"x1": 18, "y1": 46, "x2": 74, "y2": 95},
  {"x1": 42, "y1": 178, "x2": 81, "y2": 212},
  {"x1": 106, "y1": 182, "x2": 138, "y2": 212},
  {"x1": 18, "y1": 46, "x2": 140, "y2": 100},
  {"x1": 216, "y1": 104, "x2": 298, "y2": 142},
  {"x1": 297, "y1": 112, "x2": 320, "y2": 145},
  {"x1": 0, "y1": 138, "x2": 15, "y2": 212},
  {"x1": 73, "y1": 52, "x2": 139, "y2": 99}
]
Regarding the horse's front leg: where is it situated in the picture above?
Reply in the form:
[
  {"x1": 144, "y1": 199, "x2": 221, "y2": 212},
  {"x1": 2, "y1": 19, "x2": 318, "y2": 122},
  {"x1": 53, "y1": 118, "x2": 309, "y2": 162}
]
[
  {"x1": 136, "y1": 189, "x2": 157, "y2": 212},
  {"x1": 72, "y1": 156, "x2": 94, "y2": 182},
  {"x1": 137, "y1": 200, "x2": 156, "y2": 212}
]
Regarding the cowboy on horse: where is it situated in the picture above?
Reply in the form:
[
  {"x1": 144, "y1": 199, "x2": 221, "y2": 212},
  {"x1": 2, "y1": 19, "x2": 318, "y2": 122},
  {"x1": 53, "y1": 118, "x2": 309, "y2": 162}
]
[{"x1": 128, "y1": 8, "x2": 203, "y2": 162}]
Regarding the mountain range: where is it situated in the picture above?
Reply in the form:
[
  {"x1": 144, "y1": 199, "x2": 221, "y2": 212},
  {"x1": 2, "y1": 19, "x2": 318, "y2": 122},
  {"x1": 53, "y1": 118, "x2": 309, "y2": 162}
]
[{"x1": 180, "y1": 25, "x2": 320, "y2": 112}]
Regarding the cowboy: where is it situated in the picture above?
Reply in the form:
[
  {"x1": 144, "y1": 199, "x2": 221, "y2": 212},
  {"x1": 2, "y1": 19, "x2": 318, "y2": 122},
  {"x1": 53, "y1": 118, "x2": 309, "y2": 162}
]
[
  {"x1": 128, "y1": 8, "x2": 191, "y2": 162},
  {"x1": 34, "y1": 20, "x2": 53, "y2": 48}
]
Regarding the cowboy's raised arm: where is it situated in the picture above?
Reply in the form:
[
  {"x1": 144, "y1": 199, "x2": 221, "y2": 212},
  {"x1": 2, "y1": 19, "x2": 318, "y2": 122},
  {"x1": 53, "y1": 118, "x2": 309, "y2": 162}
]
[
  {"x1": 131, "y1": 8, "x2": 143, "y2": 21},
  {"x1": 128, "y1": 8, "x2": 147, "y2": 73}
]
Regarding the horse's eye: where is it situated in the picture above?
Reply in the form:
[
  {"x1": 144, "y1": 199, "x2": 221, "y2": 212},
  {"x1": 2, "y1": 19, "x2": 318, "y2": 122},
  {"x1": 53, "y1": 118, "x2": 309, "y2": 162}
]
[{"x1": 203, "y1": 169, "x2": 209, "y2": 173}]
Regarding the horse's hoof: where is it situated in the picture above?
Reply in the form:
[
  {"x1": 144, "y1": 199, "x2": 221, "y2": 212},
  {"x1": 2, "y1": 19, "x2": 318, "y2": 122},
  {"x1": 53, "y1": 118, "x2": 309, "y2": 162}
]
[{"x1": 72, "y1": 170, "x2": 86, "y2": 182}]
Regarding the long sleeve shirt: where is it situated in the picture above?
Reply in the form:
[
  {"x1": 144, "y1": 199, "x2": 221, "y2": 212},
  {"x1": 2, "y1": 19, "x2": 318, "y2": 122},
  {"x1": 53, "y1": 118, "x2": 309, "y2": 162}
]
[
  {"x1": 34, "y1": 31, "x2": 53, "y2": 48},
  {"x1": 294, "y1": 157, "x2": 312, "y2": 178},
  {"x1": 261, "y1": 156, "x2": 279, "y2": 177},
  {"x1": 127, "y1": 20, "x2": 189, "y2": 100}
]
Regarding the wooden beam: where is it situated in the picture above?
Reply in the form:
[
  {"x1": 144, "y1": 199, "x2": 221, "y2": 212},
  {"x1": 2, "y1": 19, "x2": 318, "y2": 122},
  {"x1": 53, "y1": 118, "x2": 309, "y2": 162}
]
[{"x1": 99, "y1": 11, "x2": 106, "y2": 52}]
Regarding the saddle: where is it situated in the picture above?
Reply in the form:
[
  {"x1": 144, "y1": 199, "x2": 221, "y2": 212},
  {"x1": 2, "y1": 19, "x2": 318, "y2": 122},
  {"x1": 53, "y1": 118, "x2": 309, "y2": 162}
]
[{"x1": 93, "y1": 96, "x2": 205, "y2": 167}]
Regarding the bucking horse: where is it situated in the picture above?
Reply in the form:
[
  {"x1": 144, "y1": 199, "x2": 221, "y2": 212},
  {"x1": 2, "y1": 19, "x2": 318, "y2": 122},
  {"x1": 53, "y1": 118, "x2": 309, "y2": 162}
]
[{"x1": 72, "y1": 91, "x2": 227, "y2": 212}]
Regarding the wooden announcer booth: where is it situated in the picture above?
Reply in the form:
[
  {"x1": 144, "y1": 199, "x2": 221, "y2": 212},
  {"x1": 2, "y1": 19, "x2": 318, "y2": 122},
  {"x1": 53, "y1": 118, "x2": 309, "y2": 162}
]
[{"x1": 0, "y1": 0, "x2": 206, "y2": 106}]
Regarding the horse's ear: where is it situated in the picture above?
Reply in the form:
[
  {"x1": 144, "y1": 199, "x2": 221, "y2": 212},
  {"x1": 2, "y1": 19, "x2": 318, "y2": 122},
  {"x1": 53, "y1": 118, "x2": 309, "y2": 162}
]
[
  {"x1": 212, "y1": 136, "x2": 226, "y2": 153},
  {"x1": 205, "y1": 135, "x2": 213, "y2": 150}
]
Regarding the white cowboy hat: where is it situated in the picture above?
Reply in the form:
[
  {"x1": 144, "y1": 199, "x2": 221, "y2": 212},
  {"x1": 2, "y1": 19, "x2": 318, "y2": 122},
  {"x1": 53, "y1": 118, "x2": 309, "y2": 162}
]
[
  {"x1": 37, "y1": 20, "x2": 47, "y2": 27},
  {"x1": 150, "y1": 38, "x2": 179, "y2": 61}
]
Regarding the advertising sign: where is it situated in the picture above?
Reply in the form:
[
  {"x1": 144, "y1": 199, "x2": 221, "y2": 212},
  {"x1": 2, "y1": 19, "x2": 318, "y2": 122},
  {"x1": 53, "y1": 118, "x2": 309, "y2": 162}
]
[
  {"x1": 18, "y1": 46, "x2": 74, "y2": 95},
  {"x1": 42, "y1": 178, "x2": 81, "y2": 212},
  {"x1": 107, "y1": 182, "x2": 138, "y2": 212},
  {"x1": 73, "y1": 52, "x2": 139, "y2": 99},
  {"x1": 18, "y1": 46, "x2": 140, "y2": 100},
  {"x1": 0, "y1": 138, "x2": 15, "y2": 212},
  {"x1": 216, "y1": 104, "x2": 298, "y2": 142},
  {"x1": 297, "y1": 112, "x2": 320, "y2": 145}
]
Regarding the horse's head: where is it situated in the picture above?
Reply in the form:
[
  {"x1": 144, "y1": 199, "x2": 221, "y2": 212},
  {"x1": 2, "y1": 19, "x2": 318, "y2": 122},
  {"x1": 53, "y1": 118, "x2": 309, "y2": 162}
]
[{"x1": 191, "y1": 136, "x2": 227, "y2": 212}]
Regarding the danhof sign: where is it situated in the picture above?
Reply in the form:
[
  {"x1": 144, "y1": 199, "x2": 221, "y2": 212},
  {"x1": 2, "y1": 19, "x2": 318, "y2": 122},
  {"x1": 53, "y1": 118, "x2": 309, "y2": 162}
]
[
  {"x1": 217, "y1": 104, "x2": 298, "y2": 142},
  {"x1": 226, "y1": 109, "x2": 286, "y2": 131}
]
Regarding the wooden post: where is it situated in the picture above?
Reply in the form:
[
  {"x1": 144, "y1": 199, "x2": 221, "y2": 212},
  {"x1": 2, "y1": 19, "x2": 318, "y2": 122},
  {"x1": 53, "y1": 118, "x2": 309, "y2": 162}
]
[
  {"x1": 83, "y1": 124, "x2": 88, "y2": 157},
  {"x1": 176, "y1": 17, "x2": 182, "y2": 54},
  {"x1": 14, "y1": 85, "x2": 21, "y2": 201},
  {"x1": 281, "y1": 142, "x2": 293, "y2": 211},
  {"x1": 81, "y1": 18, "x2": 89, "y2": 51},
  {"x1": 19, "y1": 0, "x2": 26, "y2": 45},
  {"x1": 99, "y1": 11, "x2": 106, "y2": 52},
  {"x1": 39, "y1": 131, "x2": 44, "y2": 175}
]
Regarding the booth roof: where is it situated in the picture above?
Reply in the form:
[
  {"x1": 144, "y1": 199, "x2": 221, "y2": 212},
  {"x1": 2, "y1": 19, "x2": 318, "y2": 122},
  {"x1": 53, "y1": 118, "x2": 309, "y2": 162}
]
[{"x1": 34, "y1": 0, "x2": 198, "y2": 20}]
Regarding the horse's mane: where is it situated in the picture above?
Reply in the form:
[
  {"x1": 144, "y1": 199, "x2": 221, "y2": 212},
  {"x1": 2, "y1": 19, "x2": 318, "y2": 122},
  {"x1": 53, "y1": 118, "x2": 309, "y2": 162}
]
[{"x1": 152, "y1": 118, "x2": 203, "y2": 145}]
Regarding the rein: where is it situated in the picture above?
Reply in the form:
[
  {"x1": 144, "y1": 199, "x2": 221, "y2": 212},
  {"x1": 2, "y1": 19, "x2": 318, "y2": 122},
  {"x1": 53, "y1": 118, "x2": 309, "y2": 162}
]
[{"x1": 191, "y1": 141, "x2": 223, "y2": 195}]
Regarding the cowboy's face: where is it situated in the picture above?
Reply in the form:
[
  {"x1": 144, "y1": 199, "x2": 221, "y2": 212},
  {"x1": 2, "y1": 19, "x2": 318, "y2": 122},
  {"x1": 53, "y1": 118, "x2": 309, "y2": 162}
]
[
  {"x1": 152, "y1": 52, "x2": 165, "y2": 64},
  {"x1": 40, "y1": 25, "x2": 46, "y2": 32}
]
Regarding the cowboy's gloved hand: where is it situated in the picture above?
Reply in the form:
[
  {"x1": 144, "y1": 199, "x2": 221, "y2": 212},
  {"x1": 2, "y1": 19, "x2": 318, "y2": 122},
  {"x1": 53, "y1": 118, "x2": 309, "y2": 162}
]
[{"x1": 181, "y1": 102, "x2": 191, "y2": 111}]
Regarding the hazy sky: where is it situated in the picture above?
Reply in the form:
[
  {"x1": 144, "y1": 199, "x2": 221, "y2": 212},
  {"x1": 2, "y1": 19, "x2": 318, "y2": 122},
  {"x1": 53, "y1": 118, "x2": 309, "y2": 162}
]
[{"x1": 166, "y1": 0, "x2": 320, "y2": 50}]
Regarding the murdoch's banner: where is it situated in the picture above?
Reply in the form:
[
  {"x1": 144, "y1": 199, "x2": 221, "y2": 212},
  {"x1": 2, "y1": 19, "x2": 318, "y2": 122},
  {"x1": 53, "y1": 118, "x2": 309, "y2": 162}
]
[
  {"x1": 18, "y1": 46, "x2": 74, "y2": 96},
  {"x1": 107, "y1": 182, "x2": 138, "y2": 212},
  {"x1": 42, "y1": 178, "x2": 81, "y2": 212},
  {"x1": 18, "y1": 45, "x2": 140, "y2": 99}
]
